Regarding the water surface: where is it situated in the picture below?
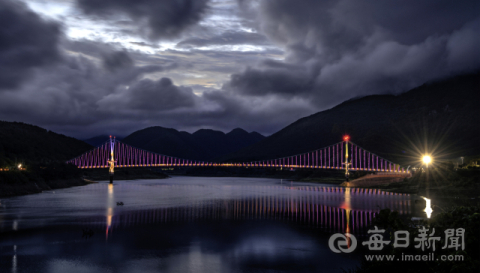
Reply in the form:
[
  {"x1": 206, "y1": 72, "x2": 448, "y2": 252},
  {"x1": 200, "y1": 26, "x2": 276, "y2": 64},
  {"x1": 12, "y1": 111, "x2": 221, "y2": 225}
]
[{"x1": 0, "y1": 176, "x2": 412, "y2": 272}]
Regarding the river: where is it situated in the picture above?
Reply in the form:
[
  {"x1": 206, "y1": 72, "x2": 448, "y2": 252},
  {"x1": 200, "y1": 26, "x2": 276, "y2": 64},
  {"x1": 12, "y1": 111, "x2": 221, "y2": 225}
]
[{"x1": 0, "y1": 176, "x2": 413, "y2": 272}]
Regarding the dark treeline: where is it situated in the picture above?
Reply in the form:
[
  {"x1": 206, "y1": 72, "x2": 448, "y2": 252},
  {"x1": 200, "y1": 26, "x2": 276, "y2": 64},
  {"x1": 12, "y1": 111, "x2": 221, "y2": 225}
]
[
  {"x1": 0, "y1": 121, "x2": 92, "y2": 167},
  {"x1": 0, "y1": 121, "x2": 94, "y2": 197}
]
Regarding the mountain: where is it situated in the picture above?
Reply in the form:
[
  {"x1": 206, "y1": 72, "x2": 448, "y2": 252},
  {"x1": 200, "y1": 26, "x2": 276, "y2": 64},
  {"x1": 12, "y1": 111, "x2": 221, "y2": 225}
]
[
  {"x1": 121, "y1": 127, "x2": 265, "y2": 161},
  {"x1": 0, "y1": 121, "x2": 93, "y2": 166},
  {"x1": 220, "y1": 72, "x2": 480, "y2": 165},
  {"x1": 84, "y1": 135, "x2": 124, "y2": 147}
]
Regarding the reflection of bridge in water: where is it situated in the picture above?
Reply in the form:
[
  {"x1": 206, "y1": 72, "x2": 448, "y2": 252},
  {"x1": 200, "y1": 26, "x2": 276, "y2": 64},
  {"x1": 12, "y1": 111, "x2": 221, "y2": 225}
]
[{"x1": 77, "y1": 184, "x2": 411, "y2": 238}]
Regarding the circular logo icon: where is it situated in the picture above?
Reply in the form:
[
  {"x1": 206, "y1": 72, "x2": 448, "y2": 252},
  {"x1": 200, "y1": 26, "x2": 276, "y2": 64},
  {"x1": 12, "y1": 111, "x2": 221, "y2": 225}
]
[{"x1": 328, "y1": 233, "x2": 357, "y2": 253}]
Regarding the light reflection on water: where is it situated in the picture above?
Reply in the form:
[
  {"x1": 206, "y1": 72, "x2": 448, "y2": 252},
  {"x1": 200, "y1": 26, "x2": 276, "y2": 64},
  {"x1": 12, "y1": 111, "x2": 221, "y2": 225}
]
[
  {"x1": 421, "y1": 196, "x2": 433, "y2": 218},
  {"x1": 0, "y1": 177, "x2": 412, "y2": 272},
  {"x1": 95, "y1": 185, "x2": 410, "y2": 238}
]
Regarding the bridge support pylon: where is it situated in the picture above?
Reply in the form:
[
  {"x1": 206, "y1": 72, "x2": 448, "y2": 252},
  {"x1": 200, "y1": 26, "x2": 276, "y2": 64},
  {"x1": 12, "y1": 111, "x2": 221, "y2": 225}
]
[
  {"x1": 343, "y1": 135, "x2": 351, "y2": 182},
  {"x1": 108, "y1": 136, "x2": 117, "y2": 184}
]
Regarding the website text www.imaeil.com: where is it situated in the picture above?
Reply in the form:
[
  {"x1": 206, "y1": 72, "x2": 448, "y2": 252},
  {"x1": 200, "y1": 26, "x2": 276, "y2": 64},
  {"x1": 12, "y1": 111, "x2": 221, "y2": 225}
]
[{"x1": 364, "y1": 253, "x2": 464, "y2": 262}]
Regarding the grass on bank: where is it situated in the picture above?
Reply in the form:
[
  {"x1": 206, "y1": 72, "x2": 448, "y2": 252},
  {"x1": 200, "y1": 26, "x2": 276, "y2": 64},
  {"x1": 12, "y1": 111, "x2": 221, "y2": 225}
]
[{"x1": 370, "y1": 163, "x2": 480, "y2": 196}]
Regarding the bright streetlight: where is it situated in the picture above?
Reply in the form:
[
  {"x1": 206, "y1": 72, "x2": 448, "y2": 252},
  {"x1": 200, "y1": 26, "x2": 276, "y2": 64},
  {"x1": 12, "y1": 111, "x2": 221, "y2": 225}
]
[{"x1": 422, "y1": 155, "x2": 432, "y2": 167}]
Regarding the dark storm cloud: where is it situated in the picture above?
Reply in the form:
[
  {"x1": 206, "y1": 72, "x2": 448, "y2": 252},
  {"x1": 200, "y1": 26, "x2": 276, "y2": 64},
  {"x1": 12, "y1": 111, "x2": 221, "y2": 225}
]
[
  {"x1": 98, "y1": 77, "x2": 196, "y2": 111},
  {"x1": 0, "y1": 2, "x2": 177, "y2": 134},
  {"x1": 227, "y1": 62, "x2": 313, "y2": 97},
  {"x1": 254, "y1": 0, "x2": 480, "y2": 60},
  {"x1": 351, "y1": 0, "x2": 480, "y2": 45},
  {"x1": 0, "y1": 0, "x2": 61, "y2": 90},
  {"x1": 63, "y1": 39, "x2": 179, "y2": 70},
  {"x1": 163, "y1": 48, "x2": 284, "y2": 74},
  {"x1": 103, "y1": 51, "x2": 134, "y2": 71},
  {"x1": 76, "y1": 0, "x2": 210, "y2": 40},
  {"x1": 0, "y1": 0, "x2": 302, "y2": 139},
  {"x1": 227, "y1": 0, "x2": 480, "y2": 108},
  {"x1": 62, "y1": 39, "x2": 116, "y2": 59},
  {"x1": 0, "y1": 52, "x2": 168, "y2": 122},
  {"x1": 176, "y1": 31, "x2": 270, "y2": 48}
]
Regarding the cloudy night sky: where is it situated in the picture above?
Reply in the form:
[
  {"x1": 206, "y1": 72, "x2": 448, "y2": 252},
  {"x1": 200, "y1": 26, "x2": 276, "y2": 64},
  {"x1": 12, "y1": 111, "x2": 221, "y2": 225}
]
[{"x1": 1, "y1": 0, "x2": 479, "y2": 139}]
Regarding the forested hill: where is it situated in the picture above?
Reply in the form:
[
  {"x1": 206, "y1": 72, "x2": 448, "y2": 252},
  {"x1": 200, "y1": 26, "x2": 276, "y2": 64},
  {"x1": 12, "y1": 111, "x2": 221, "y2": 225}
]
[
  {"x1": 0, "y1": 121, "x2": 92, "y2": 166},
  {"x1": 220, "y1": 71, "x2": 480, "y2": 165},
  {"x1": 122, "y1": 127, "x2": 265, "y2": 161}
]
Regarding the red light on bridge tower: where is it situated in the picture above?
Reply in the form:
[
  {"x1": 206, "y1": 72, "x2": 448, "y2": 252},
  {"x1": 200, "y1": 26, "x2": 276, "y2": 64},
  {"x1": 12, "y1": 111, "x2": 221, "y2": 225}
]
[{"x1": 343, "y1": 135, "x2": 350, "y2": 142}]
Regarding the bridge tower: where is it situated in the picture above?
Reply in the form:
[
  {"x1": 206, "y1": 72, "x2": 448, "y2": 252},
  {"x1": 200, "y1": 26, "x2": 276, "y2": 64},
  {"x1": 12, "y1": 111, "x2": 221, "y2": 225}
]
[
  {"x1": 343, "y1": 135, "x2": 351, "y2": 181},
  {"x1": 108, "y1": 136, "x2": 117, "y2": 184}
]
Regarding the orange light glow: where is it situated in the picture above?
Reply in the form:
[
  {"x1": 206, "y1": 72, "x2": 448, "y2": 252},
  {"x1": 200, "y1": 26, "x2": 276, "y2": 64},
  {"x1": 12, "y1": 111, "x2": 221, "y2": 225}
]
[{"x1": 343, "y1": 135, "x2": 350, "y2": 141}]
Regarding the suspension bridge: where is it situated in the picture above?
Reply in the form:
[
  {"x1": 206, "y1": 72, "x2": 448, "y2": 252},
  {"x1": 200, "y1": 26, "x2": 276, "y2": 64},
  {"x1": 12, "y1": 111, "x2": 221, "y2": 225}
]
[{"x1": 67, "y1": 135, "x2": 408, "y2": 182}]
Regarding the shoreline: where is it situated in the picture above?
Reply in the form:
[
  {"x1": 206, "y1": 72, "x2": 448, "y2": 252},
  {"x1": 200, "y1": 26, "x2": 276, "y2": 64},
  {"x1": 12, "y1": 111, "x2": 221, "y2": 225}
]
[
  {"x1": 0, "y1": 177, "x2": 89, "y2": 198},
  {"x1": 0, "y1": 169, "x2": 170, "y2": 198}
]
